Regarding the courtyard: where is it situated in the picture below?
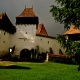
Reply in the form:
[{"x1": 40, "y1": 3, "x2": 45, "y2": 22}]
[{"x1": 0, "y1": 61, "x2": 80, "y2": 80}]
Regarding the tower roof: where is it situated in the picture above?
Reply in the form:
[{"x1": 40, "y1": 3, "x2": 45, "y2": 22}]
[
  {"x1": 36, "y1": 24, "x2": 48, "y2": 36},
  {"x1": 0, "y1": 12, "x2": 16, "y2": 34},
  {"x1": 16, "y1": 8, "x2": 37, "y2": 18},
  {"x1": 64, "y1": 25, "x2": 80, "y2": 35}
]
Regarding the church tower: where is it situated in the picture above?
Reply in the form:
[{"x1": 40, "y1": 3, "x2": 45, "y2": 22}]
[
  {"x1": 16, "y1": 7, "x2": 39, "y2": 25},
  {"x1": 10, "y1": 7, "x2": 39, "y2": 58},
  {"x1": 15, "y1": 7, "x2": 39, "y2": 44}
]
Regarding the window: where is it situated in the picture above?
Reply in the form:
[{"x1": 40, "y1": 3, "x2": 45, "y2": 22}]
[
  {"x1": 36, "y1": 25, "x2": 38, "y2": 29},
  {"x1": 0, "y1": 31, "x2": 1, "y2": 35},
  {"x1": 25, "y1": 32, "x2": 27, "y2": 34},
  {"x1": 3, "y1": 41, "x2": 5, "y2": 43},
  {"x1": 4, "y1": 32, "x2": 6, "y2": 35},
  {"x1": 59, "y1": 49, "x2": 63, "y2": 55},
  {"x1": 49, "y1": 47, "x2": 53, "y2": 53}
]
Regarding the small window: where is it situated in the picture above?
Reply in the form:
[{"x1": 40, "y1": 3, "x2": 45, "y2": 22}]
[
  {"x1": 59, "y1": 49, "x2": 63, "y2": 55},
  {"x1": 41, "y1": 39, "x2": 42, "y2": 40},
  {"x1": 25, "y1": 32, "x2": 27, "y2": 34},
  {"x1": 49, "y1": 47, "x2": 53, "y2": 53},
  {"x1": 36, "y1": 25, "x2": 38, "y2": 29},
  {"x1": 3, "y1": 41, "x2": 5, "y2": 43},
  {"x1": 0, "y1": 31, "x2": 1, "y2": 34},
  {"x1": 4, "y1": 32, "x2": 5, "y2": 35},
  {"x1": 48, "y1": 41, "x2": 49, "y2": 44}
]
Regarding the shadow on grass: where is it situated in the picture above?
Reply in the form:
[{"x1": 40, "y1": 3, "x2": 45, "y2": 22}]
[
  {"x1": 0, "y1": 65, "x2": 31, "y2": 70},
  {"x1": 11, "y1": 58, "x2": 45, "y2": 63}
]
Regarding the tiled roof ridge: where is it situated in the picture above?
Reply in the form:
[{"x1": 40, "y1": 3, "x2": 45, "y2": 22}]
[
  {"x1": 0, "y1": 12, "x2": 7, "y2": 19},
  {"x1": 41, "y1": 24, "x2": 48, "y2": 35},
  {"x1": 0, "y1": 14, "x2": 2, "y2": 19},
  {"x1": 0, "y1": 12, "x2": 16, "y2": 34},
  {"x1": 64, "y1": 25, "x2": 80, "y2": 35},
  {"x1": 36, "y1": 23, "x2": 48, "y2": 36},
  {"x1": 16, "y1": 8, "x2": 37, "y2": 17},
  {"x1": 0, "y1": 12, "x2": 5, "y2": 19},
  {"x1": 39, "y1": 24, "x2": 43, "y2": 33}
]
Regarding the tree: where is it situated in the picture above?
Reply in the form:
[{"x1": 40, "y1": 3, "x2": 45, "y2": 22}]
[
  {"x1": 50, "y1": 0, "x2": 80, "y2": 66},
  {"x1": 50, "y1": 0, "x2": 80, "y2": 29},
  {"x1": 56, "y1": 34, "x2": 80, "y2": 58}
]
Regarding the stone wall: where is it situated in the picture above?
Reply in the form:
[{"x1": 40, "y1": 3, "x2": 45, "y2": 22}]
[
  {"x1": 0, "y1": 30, "x2": 11, "y2": 57},
  {"x1": 35, "y1": 35, "x2": 65, "y2": 54},
  {"x1": 10, "y1": 24, "x2": 36, "y2": 58}
]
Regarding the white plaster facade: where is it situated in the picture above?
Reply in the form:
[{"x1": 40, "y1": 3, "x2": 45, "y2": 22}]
[
  {"x1": 0, "y1": 30, "x2": 11, "y2": 57},
  {"x1": 10, "y1": 24, "x2": 36, "y2": 58},
  {"x1": 35, "y1": 36, "x2": 65, "y2": 54},
  {"x1": 0, "y1": 8, "x2": 65, "y2": 58},
  {"x1": 0, "y1": 26, "x2": 65, "y2": 58}
]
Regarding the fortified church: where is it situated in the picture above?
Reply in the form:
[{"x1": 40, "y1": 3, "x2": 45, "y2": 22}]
[{"x1": 0, "y1": 7, "x2": 65, "y2": 59}]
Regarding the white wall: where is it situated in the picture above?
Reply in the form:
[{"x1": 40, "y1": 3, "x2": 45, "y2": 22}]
[
  {"x1": 0, "y1": 30, "x2": 11, "y2": 57},
  {"x1": 0, "y1": 29, "x2": 65, "y2": 58},
  {"x1": 0, "y1": 23, "x2": 66, "y2": 58},
  {"x1": 35, "y1": 35, "x2": 65, "y2": 54},
  {"x1": 10, "y1": 24, "x2": 36, "y2": 57}
]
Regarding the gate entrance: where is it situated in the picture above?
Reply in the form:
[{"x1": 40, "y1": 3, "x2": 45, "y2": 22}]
[{"x1": 20, "y1": 49, "x2": 31, "y2": 59}]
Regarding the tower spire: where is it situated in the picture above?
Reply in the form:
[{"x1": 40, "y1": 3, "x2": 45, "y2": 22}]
[
  {"x1": 32, "y1": 5, "x2": 33, "y2": 9},
  {"x1": 25, "y1": 5, "x2": 26, "y2": 8},
  {"x1": 5, "y1": 9, "x2": 6, "y2": 13}
]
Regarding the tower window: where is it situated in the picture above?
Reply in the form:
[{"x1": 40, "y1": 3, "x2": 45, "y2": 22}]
[
  {"x1": 3, "y1": 41, "x2": 5, "y2": 43},
  {"x1": 4, "y1": 32, "x2": 6, "y2": 35},
  {"x1": 49, "y1": 47, "x2": 53, "y2": 53},
  {"x1": 41, "y1": 39, "x2": 42, "y2": 40},
  {"x1": 36, "y1": 25, "x2": 38, "y2": 29},
  {"x1": 25, "y1": 32, "x2": 27, "y2": 34}
]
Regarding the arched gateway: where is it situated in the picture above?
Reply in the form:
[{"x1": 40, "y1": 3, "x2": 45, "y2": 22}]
[{"x1": 20, "y1": 49, "x2": 31, "y2": 59}]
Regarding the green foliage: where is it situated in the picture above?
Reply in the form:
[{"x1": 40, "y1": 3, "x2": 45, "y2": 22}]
[
  {"x1": 56, "y1": 34, "x2": 72, "y2": 55},
  {"x1": 56, "y1": 34, "x2": 67, "y2": 48},
  {"x1": 0, "y1": 62, "x2": 80, "y2": 80},
  {"x1": 50, "y1": 0, "x2": 80, "y2": 29},
  {"x1": 56, "y1": 34, "x2": 80, "y2": 64},
  {"x1": 71, "y1": 41, "x2": 80, "y2": 54},
  {"x1": 56, "y1": 34, "x2": 80, "y2": 55},
  {"x1": 50, "y1": 0, "x2": 80, "y2": 64}
]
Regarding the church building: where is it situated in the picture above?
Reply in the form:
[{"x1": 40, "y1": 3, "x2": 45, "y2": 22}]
[{"x1": 0, "y1": 7, "x2": 65, "y2": 60}]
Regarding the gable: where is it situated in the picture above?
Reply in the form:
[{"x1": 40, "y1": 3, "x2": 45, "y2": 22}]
[
  {"x1": 0, "y1": 14, "x2": 2, "y2": 19},
  {"x1": 0, "y1": 12, "x2": 16, "y2": 34},
  {"x1": 16, "y1": 8, "x2": 39, "y2": 24},
  {"x1": 64, "y1": 25, "x2": 80, "y2": 35},
  {"x1": 16, "y1": 8, "x2": 37, "y2": 18},
  {"x1": 36, "y1": 24, "x2": 48, "y2": 36}
]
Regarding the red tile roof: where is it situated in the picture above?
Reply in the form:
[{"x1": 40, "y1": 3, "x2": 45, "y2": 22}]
[
  {"x1": 48, "y1": 53, "x2": 66, "y2": 58},
  {"x1": 36, "y1": 24, "x2": 48, "y2": 36},
  {"x1": 64, "y1": 25, "x2": 80, "y2": 35},
  {"x1": 0, "y1": 12, "x2": 16, "y2": 34},
  {"x1": 0, "y1": 13, "x2": 6, "y2": 19},
  {"x1": 48, "y1": 53, "x2": 71, "y2": 58},
  {"x1": 16, "y1": 8, "x2": 37, "y2": 18},
  {"x1": 0, "y1": 14, "x2": 2, "y2": 19}
]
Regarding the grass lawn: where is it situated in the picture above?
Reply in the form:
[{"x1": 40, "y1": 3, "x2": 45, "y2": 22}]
[{"x1": 0, "y1": 61, "x2": 80, "y2": 80}]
